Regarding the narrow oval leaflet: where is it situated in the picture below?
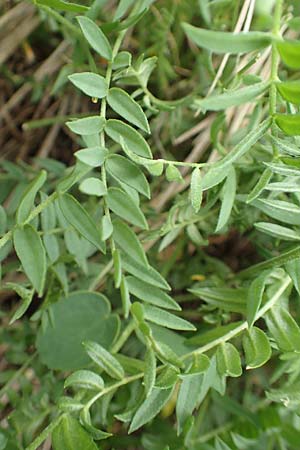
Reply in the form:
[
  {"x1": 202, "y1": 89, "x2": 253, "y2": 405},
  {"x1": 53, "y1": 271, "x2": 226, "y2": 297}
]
[
  {"x1": 276, "y1": 80, "x2": 300, "y2": 105},
  {"x1": 254, "y1": 222, "x2": 300, "y2": 242},
  {"x1": 77, "y1": 16, "x2": 112, "y2": 60},
  {"x1": 107, "y1": 187, "x2": 148, "y2": 229},
  {"x1": 274, "y1": 113, "x2": 300, "y2": 136},
  {"x1": 66, "y1": 116, "x2": 105, "y2": 135},
  {"x1": 79, "y1": 178, "x2": 107, "y2": 197},
  {"x1": 105, "y1": 119, "x2": 152, "y2": 158},
  {"x1": 243, "y1": 327, "x2": 271, "y2": 369},
  {"x1": 83, "y1": 340, "x2": 125, "y2": 380},
  {"x1": 126, "y1": 276, "x2": 180, "y2": 310},
  {"x1": 216, "y1": 342, "x2": 242, "y2": 378},
  {"x1": 16, "y1": 170, "x2": 47, "y2": 224},
  {"x1": 52, "y1": 414, "x2": 98, "y2": 450},
  {"x1": 107, "y1": 87, "x2": 150, "y2": 133},
  {"x1": 74, "y1": 147, "x2": 107, "y2": 167},
  {"x1": 69, "y1": 72, "x2": 108, "y2": 99},
  {"x1": 190, "y1": 167, "x2": 202, "y2": 213},
  {"x1": 13, "y1": 225, "x2": 46, "y2": 296},
  {"x1": 144, "y1": 347, "x2": 156, "y2": 397},
  {"x1": 64, "y1": 370, "x2": 104, "y2": 391},
  {"x1": 182, "y1": 24, "x2": 272, "y2": 54},
  {"x1": 277, "y1": 39, "x2": 300, "y2": 69},
  {"x1": 215, "y1": 166, "x2": 236, "y2": 232},
  {"x1": 142, "y1": 304, "x2": 196, "y2": 331},
  {"x1": 112, "y1": 219, "x2": 148, "y2": 266}
]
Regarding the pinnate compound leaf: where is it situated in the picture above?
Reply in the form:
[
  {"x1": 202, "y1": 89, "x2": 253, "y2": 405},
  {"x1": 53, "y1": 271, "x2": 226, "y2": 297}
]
[
  {"x1": 105, "y1": 119, "x2": 152, "y2": 158},
  {"x1": 106, "y1": 154, "x2": 150, "y2": 198},
  {"x1": 64, "y1": 370, "x2": 104, "y2": 390},
  {"x1": 142, "y1": 304, "x2": 196, "y2": 331},
  {"x1": 144, "y1": 347, "x2": 156, "y2": 397},
  {"x1": 276, "y1": 80, "x2": 300, "y2": 104},
  {"x1": 274, "y1": 113, "x2": 300, "y2": 136},
  {"x1": 83, "y1": 340, "x2": 125, "y2": 380},
  {"x1": 69, "y1": 72, "x2": 108, "y2": 98},
  {"x1": 216, "y1": 343, "x2": 242, "y2": 377},
  {"x1": 74, "y1": 147, "x2": 107, "y2": 167},
  {"x1": 13, "y1": 225, "x2": 46, "y2": 296},
  {"x1": 182, "y1": 24, "x2": 272, "y2": 54},
  {"x1": 129, "y1": 387, "x2": 173, "y2": 433},
  {"x1": 277, "y1": 39, "x2": 300, "y2": 69},
  {"x1": 190, "y1": 167, "x2": 202, "y2": 212},
  {"x1": 16, "y1": 170, "x2": 47, "y2": 223},
  {"x1": 107, "y1": 187, "x2": 148, "y2": 229},
  {"x1": 242, "y1": 327, "x2": 271, "y2": 369},
  {"x1": 194, "y1": 81, "x2": 269, "y2": 111},
  {"x1": 52, "y1": 415, "x2": 98, "y2": 450},
  {"x1": 247, "y1": 270, "x2": 271, "y2": 328},
  {"x1": 66, "y1": 116, "x2": 105, "y2": 135},
  {"x1": 58, "y1": 193, "x2": 104, "y2": 251},
  {"x1": 77, "y1": 16, "x2": 112, "y2": 60},
  {"x1": 126, "y1": 276, "x2": 180, "y2": 310},
  {"x1": 265, "y1": 307, "x2": 300, "y2": 352},
  {"x1": 215, "y1": 166, "x2": 236, "y2": 232},
  {"x1": 107, "y1": 88, "x2": 150, "y2": 133},
  {"x1": 112, "y1": 219, "x2": 148, "y2": 266}
]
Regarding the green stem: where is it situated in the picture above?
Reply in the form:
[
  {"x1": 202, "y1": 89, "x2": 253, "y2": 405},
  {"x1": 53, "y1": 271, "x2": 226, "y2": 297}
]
[
  {"x1": 0, "y1": 352, "x2": 37, "y2": 399},
  {"x1": 25, "y1": 414, "x2": 65, "y2": 450},
  {"x1": 0, "y1": 192, "x2": 58, "y2": 251},
  {"x1": 111, "y1": 320, "x2": 136, "y2": 354}
]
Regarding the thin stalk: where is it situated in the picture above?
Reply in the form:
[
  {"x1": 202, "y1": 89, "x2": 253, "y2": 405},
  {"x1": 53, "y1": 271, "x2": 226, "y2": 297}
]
[
  {"x1": 0, "y1": 352, "x2": 37, "y2": 399},
  {"x1": 25, "y1": 414, "x2": 65, "y2": 450},
  {"x1": 111, "y1": 320, "x2": 136, "y2": 354}
]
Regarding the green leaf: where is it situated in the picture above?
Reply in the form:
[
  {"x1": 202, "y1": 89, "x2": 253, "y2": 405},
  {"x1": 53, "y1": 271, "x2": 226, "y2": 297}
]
[
  {"x1": 113, "y1": 248, "x2": 122, "y2": 288},
  {"x1": 275, "y1": 113, "x2": 300, "y2": 135},
  {"x1": 142, "y1": 304, "x2": 196, "y2": 331},
  {"x1": 242, "y1": 327, "x2": 271, "y2": 369},
  {"x1": 146, "y1": 160, "x2": 164, "y2": 176},
  {"x1": 165, "y1": 165, "x2": 183, "y2": 183},
  {"x1": 75, "y1": 146, "x2": 107, "y2": 167},
  {"x1": 13, "y1": 225, "x2": 46, "y2": 296},
  {"x1": 52, "y1": 415, "x2": 98, "y2": 450},
  {"x1": 183, "y1": 354, "x2": 210, "y2": 376},
  {"x1": 83, "y1": 340, "x2": 125, "y2": 380},
  {"x1": 254, "y1": 222, "x2": 300, "y2": 241},
  {"x1": 107, "y1": 187, "x2": 148, "y2": 229},
  {"x1": 144, "y1": 347, "x2": 156, "y2": 397},
  {"x1": 122, "y1": 255, "x2": 170, "y2": 291},
  {"x1": 106, "y1": 154, "x2": 150, "y2": 198},
  {"x1": 215, "y1": 166, "x2": 236, "y2": 232},
  {"x1": 189, "y1": 287, "x2": 246, "y2": 314},
  {"x1": 66, "y1": 116, "x2": 105, "y2": 135},
  {"x1": 36, "y1": 0, "x2": 89, "y2": 13},
  {"x1": 194, "y1": 81, "x2": 269, "y2": 111},
  {"x1": 182, "y1": 24, "x2": 272, "y2": 54},
  {"x1": 129, "y1": 387, "x2": 173, "y2": 433},
  {"x1": 246, "y1": 168, "x2": 272, "y2": 203},
  {"x1": 80, "y1": 409, "x2": 112, "y2": 440},
  {"x1": 176, "y1": 372, "x2": 203, "y2": 435},
  {"x1": 264, "y1": 161, "x2": 300, "y2": 176},
  {"x1": 79, "y1": 177, "x2": 107, "y2": 196},
  {"x1": 57, "y1": 397, "x2": 84, "y2": 413},
  {"x1": 277, "y1": 39, "x2": 300, "y2": 69},
  {"x1": 153, "y1": 339, "x2": 183, "y2": 368},
  {"x1": 277, "y1": 80, "x2": 300, "y2": 105},
  {"x1": 101, "y1": 215, "x2": 113, "y2": 241},
  {"x1": 105, "y1": 119, "x2": 152, "y2": 158},
  {"x1": 269, "y1": 135, "x2": 300, "y2": 157},
  {"x1": 58, "y1": 193, "x2": 104, "y2": 251},
  {"x1": 64, "y1": 370, "x2": 104, "y2": 390},
  {"x1": 190, "y1": 167, "x2": 202, "y2": 213},
  {"x1": 285, "y1": 258, "x2": 300, "y2": 295},
  {"x1": 107, "y1": 87, "x2": 150, "y2": 133},
  {"x1": 69, "y1": 72, "x2": 108, "y2": 98},
  {"x1": 247, "y1": 270, "x2": 270, "y2": 328},
  {"x1": 120, "y1": 276, "x2": 131, "y2": 318},
  {"x1": 7, "y1": 284, "x2": 34, "y2": 324},
  {"x1": 216, "y1": 343, "x2": 242, "y2": 378},
  {"x1": 127, "y1": 276, "x2": 180, "y2": 310},
  {"x1": 16, "y1": 170, "x2": 47, "y2": 223},
  {"x1": 112, "y1": 219, "x2": 148, "y2": 266},
  {"x1": 265, "y1": 180, "x2": 300, "y2": 192},
  {"x1": 265, "y1": 307, "x2": 300, "y2": 352},
  {"x1": 202, "y1": 165, "x2": 231, "y2": 191},
  {"x1": 155, "y1": 365, "x2": 178, "y2": 389},
  {"x1": 36, "y1": 291, "x2": 119, "y2": 370},
  {"x1": 77, "y1": 16, "x2": 112, "y2": 60},
  {"x1": 251, "y1": 198, "x2": 300, "y2": 226}
]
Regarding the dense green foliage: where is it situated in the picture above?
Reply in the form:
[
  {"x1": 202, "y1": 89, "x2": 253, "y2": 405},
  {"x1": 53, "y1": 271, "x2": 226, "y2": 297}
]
[{"x1": 2, "y1": 0, "x2": 300, "y2": 449}]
